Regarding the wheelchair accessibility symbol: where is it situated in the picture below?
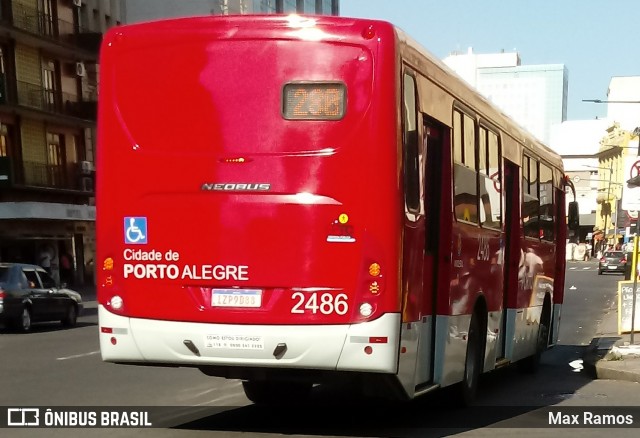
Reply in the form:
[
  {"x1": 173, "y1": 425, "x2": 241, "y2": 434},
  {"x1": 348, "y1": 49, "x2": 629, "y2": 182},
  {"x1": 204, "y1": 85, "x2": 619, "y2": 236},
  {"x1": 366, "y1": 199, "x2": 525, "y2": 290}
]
[{"x1": 124, "y1": 217, "x2": 147, "y2": 244}]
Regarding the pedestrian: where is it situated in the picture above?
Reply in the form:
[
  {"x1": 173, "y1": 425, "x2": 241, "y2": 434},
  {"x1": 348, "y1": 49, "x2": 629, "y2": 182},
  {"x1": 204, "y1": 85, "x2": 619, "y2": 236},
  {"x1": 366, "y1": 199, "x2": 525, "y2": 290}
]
[
  {"x1": 60, "y1": 251, "x2": 73, "y2": 286},
  {"x1": 38, "y1": 245, "x2": 53, "y2": 274}
]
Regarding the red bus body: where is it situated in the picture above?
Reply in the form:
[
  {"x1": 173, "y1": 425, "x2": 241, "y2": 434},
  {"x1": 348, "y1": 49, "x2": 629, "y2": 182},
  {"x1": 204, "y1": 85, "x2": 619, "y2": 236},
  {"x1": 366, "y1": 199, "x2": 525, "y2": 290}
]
[{"x1": 97, "y1": 15, "x2": 568, "y2": 401}]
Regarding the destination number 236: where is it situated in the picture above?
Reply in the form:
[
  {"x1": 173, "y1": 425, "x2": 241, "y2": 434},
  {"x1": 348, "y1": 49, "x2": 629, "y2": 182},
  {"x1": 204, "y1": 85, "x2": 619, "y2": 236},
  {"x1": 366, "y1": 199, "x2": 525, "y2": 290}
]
[{"x1": 290, "y1": 292, "x2": 349, "y2": 315}]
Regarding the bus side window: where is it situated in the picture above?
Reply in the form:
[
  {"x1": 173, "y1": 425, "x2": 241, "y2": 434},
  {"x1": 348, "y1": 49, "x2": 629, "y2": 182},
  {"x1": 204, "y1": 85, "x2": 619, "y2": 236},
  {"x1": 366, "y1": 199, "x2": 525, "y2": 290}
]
[
  {"x1": 479, "y1": 127, "x2": 501, "y2": 229},
  {"x1": 522, "y1": 155, "x2": 540, "y2": 238},
  {"x1": 539, "y1": 163, "x2": 555, "y2": 241},
  {"x1": 453, "y1": 110, "x2": 478, "y2": 223},
  {"x1": 403, "y1": 73, "x2": 420, "y2": 215}
]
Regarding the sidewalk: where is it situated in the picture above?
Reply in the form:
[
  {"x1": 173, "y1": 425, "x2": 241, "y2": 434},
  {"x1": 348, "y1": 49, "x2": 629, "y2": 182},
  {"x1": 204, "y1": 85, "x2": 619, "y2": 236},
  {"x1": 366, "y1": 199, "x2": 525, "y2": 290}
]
[
  {"x1": 75, "y1": 284, "x2": 97, "y2": 309},
  {"x1": 582, "y1": 294, "x2": 640, "y2": 383}
]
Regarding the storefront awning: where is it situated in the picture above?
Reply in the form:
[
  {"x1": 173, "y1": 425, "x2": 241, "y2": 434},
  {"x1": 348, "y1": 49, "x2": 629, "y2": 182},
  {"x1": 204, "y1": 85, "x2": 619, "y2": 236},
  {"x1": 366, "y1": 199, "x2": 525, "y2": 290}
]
[
  {"x1": 580, "y1": 213, "x2": 596, "y2": 226},
  {"x1": 0, "y1": 202, "x2": 95, "y2": 221}
]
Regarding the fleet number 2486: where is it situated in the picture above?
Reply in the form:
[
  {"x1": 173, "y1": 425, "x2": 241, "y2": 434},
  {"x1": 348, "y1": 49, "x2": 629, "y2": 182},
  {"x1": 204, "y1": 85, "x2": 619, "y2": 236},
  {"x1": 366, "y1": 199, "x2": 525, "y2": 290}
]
[{"x1": 290, "y1": 292, "x2": 348, "y2": 315}]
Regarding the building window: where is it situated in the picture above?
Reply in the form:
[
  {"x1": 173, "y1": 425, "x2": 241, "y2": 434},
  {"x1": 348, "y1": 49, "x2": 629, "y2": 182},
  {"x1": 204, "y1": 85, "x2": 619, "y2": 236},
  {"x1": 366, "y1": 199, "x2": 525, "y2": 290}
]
[
  {"x1": 253, "y1": 0, "x2": 276, "y2": 13},
  {"x1": 322, "y1": 0, "x2": 332, "y2": 14},
  {"x1": 48, "y1": 133, "x2": 62, "y2": 166},
  {"x1": 0, "y1": 123, "x2": 8, "y2": 156},
  {"x1": 304, "y1": 0, "x2": 315, "y2": 13},
  {"x1": 42, "y1": 59, "x2": 57, "y2": 112},
  {"x1": 47, "y1": 132, "x2": 64, "y2": 187},
  {"x1": 283, "y1": 0, "x2": 297, "y2": 12},
  {"x1": 0, "y1": 46, "x2": 6, "y2": 104}
]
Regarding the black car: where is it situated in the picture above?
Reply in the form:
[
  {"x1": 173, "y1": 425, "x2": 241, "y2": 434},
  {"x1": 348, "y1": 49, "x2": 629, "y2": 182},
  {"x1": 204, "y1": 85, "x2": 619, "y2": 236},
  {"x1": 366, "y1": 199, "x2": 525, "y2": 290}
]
[
  {"x1": 598, "y1": 251, "x2": 627, "y2": 275},
  {"x1": 0, "y1": 263, "x2": 83, "y2": 331}
]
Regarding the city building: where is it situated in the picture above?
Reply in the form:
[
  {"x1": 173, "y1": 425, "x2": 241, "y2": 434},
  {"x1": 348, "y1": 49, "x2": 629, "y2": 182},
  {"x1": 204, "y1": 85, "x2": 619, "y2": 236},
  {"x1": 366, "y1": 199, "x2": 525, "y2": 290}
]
[
  {"x1": 550, "y1": 119, "x2": 610, "y2": 241},
  {"x1": 124, "y1": 0, "x2": 340, "y2": 23},
  {"x1": 444, "y1": 48, "x2": 568, "y2": 145},
  {"x1": 605, "y1": 76, "x2": 640, "y2": 133},
  {"x1": 584, "y1": 76, "x2": 640, "y2": 247},
  {"x1": 0, "y1": 0, "x2": 124, "y2": 285},
  {"x1": 552, "y1": 118, "x2": 639, "y2": 251}
]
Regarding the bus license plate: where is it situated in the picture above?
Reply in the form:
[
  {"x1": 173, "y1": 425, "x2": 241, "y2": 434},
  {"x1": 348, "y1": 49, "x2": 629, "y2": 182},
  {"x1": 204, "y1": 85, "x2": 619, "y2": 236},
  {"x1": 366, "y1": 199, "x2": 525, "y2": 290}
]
[{"x1": 211, "y1": 289, "x2": 262, "y2": 308}]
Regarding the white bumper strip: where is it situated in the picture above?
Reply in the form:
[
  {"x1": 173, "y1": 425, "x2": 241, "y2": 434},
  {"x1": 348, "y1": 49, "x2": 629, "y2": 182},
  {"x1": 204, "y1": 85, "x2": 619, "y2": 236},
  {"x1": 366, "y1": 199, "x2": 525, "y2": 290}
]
[{"x1": 99, "y1": 305, "x2": 400, "y2": 373}]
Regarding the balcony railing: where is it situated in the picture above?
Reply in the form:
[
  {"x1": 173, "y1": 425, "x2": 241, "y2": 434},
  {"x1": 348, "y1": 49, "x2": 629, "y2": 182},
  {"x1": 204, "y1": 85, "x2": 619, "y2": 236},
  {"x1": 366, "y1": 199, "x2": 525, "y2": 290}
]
[
  {"x1": 16, "y1": 80, "x2": 97, "y2": 119},
  {"x1": 11, "y1": 3, "x2": 102, "y2": 51},
  {"x1": 16, "y1": 160, "x2": 94, "y2": 193}
]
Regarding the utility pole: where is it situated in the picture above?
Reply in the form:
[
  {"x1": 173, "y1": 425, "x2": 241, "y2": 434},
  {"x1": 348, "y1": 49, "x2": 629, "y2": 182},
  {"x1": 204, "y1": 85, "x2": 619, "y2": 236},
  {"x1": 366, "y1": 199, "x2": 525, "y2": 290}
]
[{"x1": 603, "y1": 165, "x2": 613, "y2": 248}]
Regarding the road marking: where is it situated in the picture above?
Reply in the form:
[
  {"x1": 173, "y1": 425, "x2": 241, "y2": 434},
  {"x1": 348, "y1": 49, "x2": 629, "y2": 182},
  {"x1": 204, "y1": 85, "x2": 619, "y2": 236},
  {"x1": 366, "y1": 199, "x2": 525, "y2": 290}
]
[{"x1": 56, "y1": 350, "x2": 101, "y2": 361}]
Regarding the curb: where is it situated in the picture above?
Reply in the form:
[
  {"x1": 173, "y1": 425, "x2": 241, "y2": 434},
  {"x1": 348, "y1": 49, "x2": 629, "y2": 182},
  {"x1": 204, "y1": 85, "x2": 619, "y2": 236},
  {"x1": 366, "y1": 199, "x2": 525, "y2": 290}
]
[{"x1": 583, "y1": 338, "x2": 640, "y2": 384}]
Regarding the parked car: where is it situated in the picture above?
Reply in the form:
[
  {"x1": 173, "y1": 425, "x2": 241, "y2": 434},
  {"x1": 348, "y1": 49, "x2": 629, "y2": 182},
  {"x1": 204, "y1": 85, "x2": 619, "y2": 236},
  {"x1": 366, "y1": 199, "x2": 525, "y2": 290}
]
[
  {"x1": 0, "y1": 263, "x2": 83, "y2": 331},
  {"x1": 598, "y1": 251, "x2": 627, "y2": 275}
]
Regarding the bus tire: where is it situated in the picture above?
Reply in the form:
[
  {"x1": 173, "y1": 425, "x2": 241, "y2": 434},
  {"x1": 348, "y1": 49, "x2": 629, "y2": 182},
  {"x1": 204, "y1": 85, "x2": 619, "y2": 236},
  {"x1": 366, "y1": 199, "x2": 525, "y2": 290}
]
[
  {"x1": 518, "y1": 303, "x2": 550, "y2": 373},
  {"x1": 458, "y1": 311, "x2": 483, "y2": 406},
  {"x1": 242, "y1": 380, "x2": 312, "y2": 405}
]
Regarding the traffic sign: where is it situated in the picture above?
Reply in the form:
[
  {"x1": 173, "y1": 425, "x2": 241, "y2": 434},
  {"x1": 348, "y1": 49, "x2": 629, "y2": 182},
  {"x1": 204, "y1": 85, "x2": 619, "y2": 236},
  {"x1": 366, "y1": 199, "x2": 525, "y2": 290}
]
[{"x1": 622, "y1": 157, "x2": 640, "y2": 212}]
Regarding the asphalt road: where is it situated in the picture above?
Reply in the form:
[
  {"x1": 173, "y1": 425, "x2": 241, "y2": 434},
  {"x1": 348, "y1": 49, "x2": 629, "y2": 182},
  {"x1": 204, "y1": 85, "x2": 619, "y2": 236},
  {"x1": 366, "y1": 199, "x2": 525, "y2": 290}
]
[{"x1": 2, "y1": 260, "x2": 640, "y2": 437}]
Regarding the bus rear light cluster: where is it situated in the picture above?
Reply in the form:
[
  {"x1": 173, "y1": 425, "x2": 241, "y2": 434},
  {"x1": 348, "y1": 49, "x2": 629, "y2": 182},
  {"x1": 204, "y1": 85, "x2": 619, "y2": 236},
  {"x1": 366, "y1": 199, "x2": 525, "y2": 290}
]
[
  {"x1": 103, "y1": 257, "x2": 115, "y2": 288},
  {"x1": 109, "y1": 295, "x2": 124, "y2": 310},
  {"x1": 356, "y1": 261, "x2": 385, "y2": 320},
  {"x1": 103, "y1": 257, "x2": 114, "y2": 271},
  {"x1": 359, "y1": 302, "x2": 374, "y2": 317},
  {"x1": 362, "y1": 24, "x2": 376, "y2": 40},
  {"x1": 367, "y1": 262, "x2": 384, "y2": 295}
]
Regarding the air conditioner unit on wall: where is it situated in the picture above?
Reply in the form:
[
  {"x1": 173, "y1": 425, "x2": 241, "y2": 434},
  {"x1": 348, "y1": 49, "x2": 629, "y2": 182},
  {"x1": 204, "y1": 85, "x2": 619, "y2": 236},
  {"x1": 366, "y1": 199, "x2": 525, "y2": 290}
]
[
  {"x1": 73, "y1": 0, "x2": 82, "y2": 7},
  {"x1": 80, "y1": 160, "x2": 93, "y2": 174},
  {"x1": 76, "y1": 62, "x2": 86, "y2": 77},
  {"x1": 81, "y1": 177, "x2": 93, "y2": 192}
]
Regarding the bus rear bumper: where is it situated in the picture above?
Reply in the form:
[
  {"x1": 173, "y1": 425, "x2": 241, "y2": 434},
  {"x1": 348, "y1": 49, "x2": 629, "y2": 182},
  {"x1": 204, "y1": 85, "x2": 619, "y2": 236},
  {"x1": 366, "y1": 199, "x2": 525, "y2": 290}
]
[{"x1": 98, "y1": 305, "x2": 400, "y2": 373}]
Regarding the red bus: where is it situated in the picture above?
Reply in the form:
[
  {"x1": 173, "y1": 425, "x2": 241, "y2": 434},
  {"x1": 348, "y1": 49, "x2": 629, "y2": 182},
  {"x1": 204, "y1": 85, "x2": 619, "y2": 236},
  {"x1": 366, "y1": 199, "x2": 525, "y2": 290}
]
[{"x1": 97, "y1": 14, "x2": 579, "y2": 404}]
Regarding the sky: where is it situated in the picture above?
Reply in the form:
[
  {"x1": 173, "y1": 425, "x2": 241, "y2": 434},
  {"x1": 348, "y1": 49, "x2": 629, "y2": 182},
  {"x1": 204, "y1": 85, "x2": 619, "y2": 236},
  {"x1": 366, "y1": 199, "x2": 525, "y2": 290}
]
[{"x1": 340, "y1": 0, "x2": 640, "y2": 122}]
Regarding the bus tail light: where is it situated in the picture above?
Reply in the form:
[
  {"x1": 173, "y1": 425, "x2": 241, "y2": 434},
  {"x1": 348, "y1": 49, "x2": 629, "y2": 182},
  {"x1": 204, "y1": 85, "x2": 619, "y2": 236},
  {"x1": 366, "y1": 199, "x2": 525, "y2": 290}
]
[
  {"x1": 110, "y1": 295, "x2": 124, "y2": 310},
  {"x1": 356, "y1": 261, "x2": 385, "y2": 320},
  {"x1": 100, "y1": 256, "x2": 126, "y2": 314},
  {"x1": 359, "y1": 302, "x2": 373, "y2": 317},
  {"x1": 362, "y1": 24, "x2": 376, "y2": 40}
]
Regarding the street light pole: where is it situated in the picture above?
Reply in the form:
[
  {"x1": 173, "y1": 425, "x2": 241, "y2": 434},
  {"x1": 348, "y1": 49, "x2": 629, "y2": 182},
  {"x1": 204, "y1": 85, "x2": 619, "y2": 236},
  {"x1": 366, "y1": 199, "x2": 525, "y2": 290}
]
[
  {"x1": 583, "y1": 165, "x2": 615, "y2": 251},
  {"x1": 603, "y1": 166, "x2": 613, "y2": 248}
]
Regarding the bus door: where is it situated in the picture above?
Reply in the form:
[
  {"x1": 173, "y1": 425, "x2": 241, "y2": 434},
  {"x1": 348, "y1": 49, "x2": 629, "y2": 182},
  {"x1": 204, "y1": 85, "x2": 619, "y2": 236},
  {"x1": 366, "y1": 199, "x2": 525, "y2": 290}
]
[
  {"x1": 499, "y1": 159, "x2": 520, "y2": 360},
  {"x1": 413, "y1": 117, "x2": 446, "y2": 386}
]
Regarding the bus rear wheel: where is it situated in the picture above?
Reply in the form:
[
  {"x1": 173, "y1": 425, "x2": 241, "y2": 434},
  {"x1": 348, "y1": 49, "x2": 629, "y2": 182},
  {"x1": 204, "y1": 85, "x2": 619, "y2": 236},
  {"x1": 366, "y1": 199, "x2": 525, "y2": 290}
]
[
  {"x1": 242, "y1": 380, "x2": 312, "y2": 405},
  {"x1": 518, "y1": 301, "x2": 550, "y2": 373},
  {"x1": 457, "y1": 312, "x2": 483, "y2": 406}
]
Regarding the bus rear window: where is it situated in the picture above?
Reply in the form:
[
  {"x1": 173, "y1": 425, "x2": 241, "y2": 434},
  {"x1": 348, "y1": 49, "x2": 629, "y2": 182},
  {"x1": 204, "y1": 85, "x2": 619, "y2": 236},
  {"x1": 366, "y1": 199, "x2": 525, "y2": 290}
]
[{"x1": 283, "y1": 82, "x2": 346, "y2": 120}]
